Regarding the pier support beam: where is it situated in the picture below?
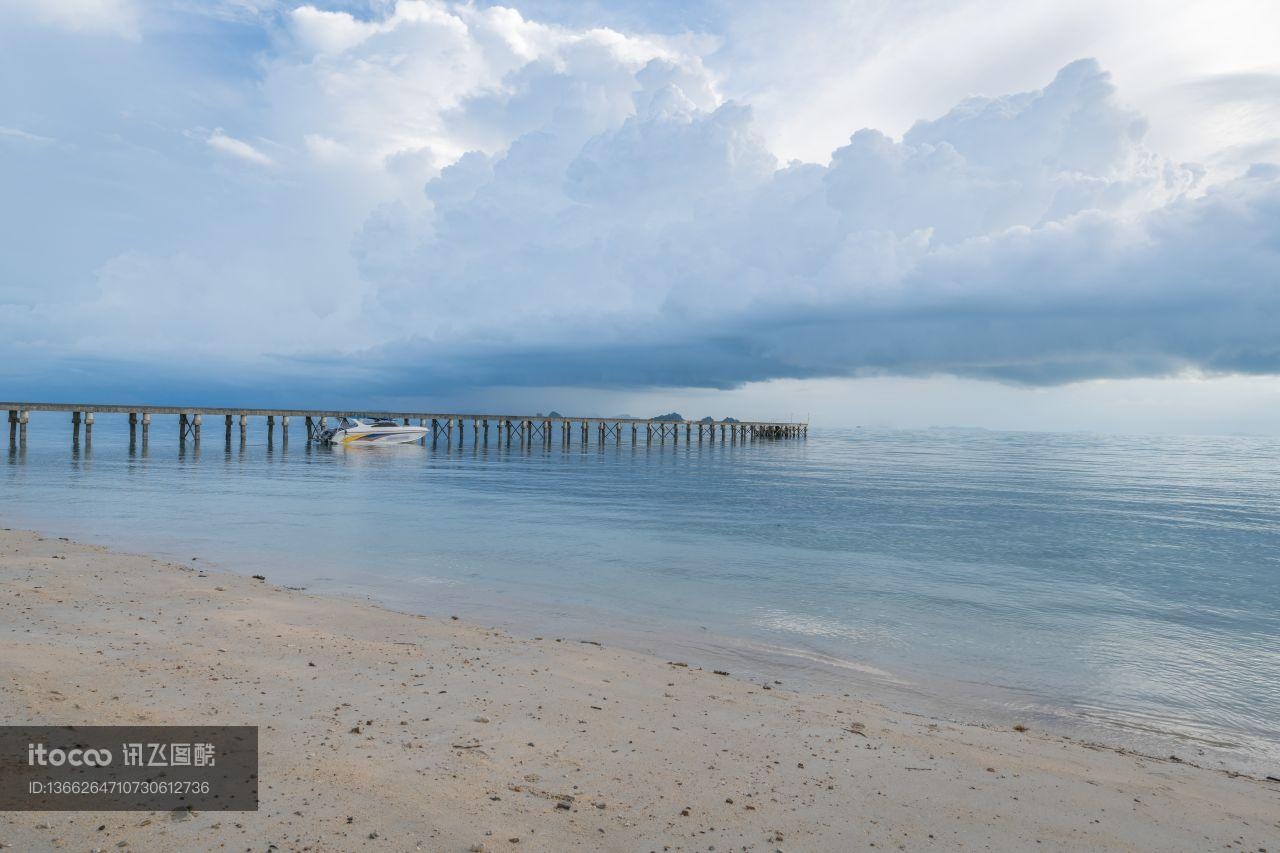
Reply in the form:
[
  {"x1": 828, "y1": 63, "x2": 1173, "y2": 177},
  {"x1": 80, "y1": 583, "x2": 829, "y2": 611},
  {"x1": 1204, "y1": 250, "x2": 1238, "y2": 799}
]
[
  {"x1": 239, "y1": 414, "x2": 247, "y2": 443},
  {"x1": 128, "y1": 412, "x2": 137, "y2": 444},
  {"x1": 71, "y1": 411, "x2": 81, "y2": 443},
  {"x1": 225, "y1": 415, "x2": 233, "y2": 442},
  {"x1": 84, "y1": 411, "x2": 94, "y2": 443},
  {"x1": 178, "y1": 413, "x2": 201, "y2": 442},
  {"x1": 267, "y1": 415, "x2": 274, "y2": 442},
  {"x1": 140, "y1": 412, "x2": 150, "y2": 442},
  {"x1": 280, "y1": 416, "x2": 289, "y2": 443},
  {"x1": 8, "y1": 410, "x2": 15, "y2": 446}
]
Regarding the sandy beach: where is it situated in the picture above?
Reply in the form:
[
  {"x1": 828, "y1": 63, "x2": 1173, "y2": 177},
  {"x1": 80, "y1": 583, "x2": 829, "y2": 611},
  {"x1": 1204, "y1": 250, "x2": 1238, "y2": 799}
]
[{"x1": 0, "y1": 527, "x2": 1275, "y2": 852}]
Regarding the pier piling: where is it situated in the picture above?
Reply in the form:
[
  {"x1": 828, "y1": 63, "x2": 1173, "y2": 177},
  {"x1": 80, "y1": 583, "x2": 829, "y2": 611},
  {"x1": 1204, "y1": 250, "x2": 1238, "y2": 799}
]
[{"x1": 177, "y1": 413, "x2": 201, "y2": 442}]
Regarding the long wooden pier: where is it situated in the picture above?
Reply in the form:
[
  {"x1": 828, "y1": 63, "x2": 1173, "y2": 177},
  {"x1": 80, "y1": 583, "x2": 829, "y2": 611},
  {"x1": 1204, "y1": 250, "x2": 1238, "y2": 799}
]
[{"x1": 4, "y1": 402, "x2": 806, "y2": 447}]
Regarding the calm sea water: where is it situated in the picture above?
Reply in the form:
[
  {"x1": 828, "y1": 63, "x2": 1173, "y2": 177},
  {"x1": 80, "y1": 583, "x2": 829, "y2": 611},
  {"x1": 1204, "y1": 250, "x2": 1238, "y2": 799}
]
[{"x1": 3, "y1": 414, "x2": 1278, "y2": 773}]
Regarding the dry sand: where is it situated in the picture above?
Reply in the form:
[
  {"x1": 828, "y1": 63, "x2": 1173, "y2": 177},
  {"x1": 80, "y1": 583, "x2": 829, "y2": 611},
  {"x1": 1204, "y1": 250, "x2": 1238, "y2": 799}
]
[{"x1": 0, "y1": 527, "x2": 1276, "y2": 852}]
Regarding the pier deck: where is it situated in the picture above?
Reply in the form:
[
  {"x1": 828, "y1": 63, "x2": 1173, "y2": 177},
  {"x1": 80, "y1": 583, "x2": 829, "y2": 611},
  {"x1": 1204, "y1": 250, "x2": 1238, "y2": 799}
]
[{"x1": 4, "y1": 402, "x2": 806, "y2": 446}]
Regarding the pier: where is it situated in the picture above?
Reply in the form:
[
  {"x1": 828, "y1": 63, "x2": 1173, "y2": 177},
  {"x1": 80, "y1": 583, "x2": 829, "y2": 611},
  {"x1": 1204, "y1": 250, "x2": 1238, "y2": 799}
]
[{"x1": 4, "y1": 402, "x2": 806, "y2": 448}]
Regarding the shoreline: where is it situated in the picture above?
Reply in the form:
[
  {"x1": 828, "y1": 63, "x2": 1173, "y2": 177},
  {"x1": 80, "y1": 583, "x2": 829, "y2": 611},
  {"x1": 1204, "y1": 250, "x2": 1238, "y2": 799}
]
[
  {"x1": 2, "y1": 525, "x2": 1277, "y2": 850},
  {"x1": 301, "y1": 573, "x2": 1278, "y2": 780},
  {"x1": 73, "y1": 522, "x2": 1275, "y2": 779}
]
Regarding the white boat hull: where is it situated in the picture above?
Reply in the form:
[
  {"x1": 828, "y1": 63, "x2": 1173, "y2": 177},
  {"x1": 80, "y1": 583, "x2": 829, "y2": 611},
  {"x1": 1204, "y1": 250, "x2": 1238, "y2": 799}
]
[{"x1": 324, "y1": 427, "x2": 428, "y2": 445}]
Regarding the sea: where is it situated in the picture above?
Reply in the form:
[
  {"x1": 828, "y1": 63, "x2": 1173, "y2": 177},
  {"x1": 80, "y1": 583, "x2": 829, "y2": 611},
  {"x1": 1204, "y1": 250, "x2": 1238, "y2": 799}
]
[{"x1": 3, "y1": 413, "x2": 1278, "y2": 774}]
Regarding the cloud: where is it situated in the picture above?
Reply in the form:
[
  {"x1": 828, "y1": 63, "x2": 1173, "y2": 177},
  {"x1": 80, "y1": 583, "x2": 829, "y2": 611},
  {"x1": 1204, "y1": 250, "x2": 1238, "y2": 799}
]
[
  {"x1": 259, "y1": 0, "x2": 695, "y2": 178},
  {"x1": 0, "y1": 126, "x2": 57, "y2": 145},
  {"x1": 704, "y1": 0, "x2": 1280, "y2": 173},
  {"x1": 340, "y1": 56, "x2": 1279, "y2": 390},
  {"x1": 3, "y1": 0, "x2": 1280, "y2": 407},
  {"x1": 206, "y1": 129, "x2": 274, "y2": 166},
  {"x1": 0, "y1": 0, "x2": 140, "y2": 38}
]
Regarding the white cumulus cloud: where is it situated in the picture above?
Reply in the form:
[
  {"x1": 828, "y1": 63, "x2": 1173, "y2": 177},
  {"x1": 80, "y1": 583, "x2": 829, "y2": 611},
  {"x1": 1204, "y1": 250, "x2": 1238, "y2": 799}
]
[
  {"x1": 206, "y1": 130, "x2": 274, "y2": 166},
  {"x1": 342, "y1": 56, "x2": 1279, "y2": 390}
]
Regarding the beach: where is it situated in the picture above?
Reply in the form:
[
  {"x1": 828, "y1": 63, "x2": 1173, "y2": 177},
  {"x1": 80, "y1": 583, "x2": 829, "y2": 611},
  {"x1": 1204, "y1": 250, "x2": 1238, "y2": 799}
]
[{"x1": 0, "y1": 527, "x2": 1275, "y2": 851}]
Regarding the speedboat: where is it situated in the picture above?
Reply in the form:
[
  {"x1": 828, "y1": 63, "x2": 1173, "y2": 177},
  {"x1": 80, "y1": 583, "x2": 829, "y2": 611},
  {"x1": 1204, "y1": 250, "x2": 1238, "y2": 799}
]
[{"x1": 318, "y1": 416, "x2": 427, "y2": 446}]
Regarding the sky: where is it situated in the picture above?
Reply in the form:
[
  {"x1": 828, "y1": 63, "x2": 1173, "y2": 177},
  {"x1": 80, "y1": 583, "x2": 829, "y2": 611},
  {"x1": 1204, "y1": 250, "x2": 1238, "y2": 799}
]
[{"x1": 1, "y1": 0, "x2": 1279, "y2": 432}]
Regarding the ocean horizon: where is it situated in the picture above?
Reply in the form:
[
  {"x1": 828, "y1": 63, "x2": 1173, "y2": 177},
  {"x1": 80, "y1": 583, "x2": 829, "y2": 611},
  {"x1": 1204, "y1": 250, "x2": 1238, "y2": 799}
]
[{"x1": 4, "y1": 413, "x2": 1277, "y2": 776}]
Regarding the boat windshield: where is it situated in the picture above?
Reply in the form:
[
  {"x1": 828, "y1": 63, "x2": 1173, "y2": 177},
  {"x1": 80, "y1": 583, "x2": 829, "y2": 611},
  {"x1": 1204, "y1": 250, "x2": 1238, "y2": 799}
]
[{"x1": 370, "y1": 418, "x2": 400, "y2": 427}]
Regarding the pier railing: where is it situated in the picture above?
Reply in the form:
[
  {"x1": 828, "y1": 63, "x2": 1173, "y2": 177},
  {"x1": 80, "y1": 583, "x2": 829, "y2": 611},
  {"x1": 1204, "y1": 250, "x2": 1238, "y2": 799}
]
[{"x1": 3, "y1": 402, "x2": 806, "y2": 446}]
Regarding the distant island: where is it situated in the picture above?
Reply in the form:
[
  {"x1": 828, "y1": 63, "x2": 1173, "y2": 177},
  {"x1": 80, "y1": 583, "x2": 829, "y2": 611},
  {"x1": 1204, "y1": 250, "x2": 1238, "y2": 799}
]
[{"x1": 653, "y1": 413, "x2": 740, "y2": 422}]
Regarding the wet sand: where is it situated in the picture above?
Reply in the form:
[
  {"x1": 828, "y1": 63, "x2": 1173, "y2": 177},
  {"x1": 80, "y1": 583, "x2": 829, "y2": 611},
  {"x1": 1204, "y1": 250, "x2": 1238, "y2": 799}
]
[{"x1": 1, "y1": 527, "x2": 1276, "y2": 851}]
